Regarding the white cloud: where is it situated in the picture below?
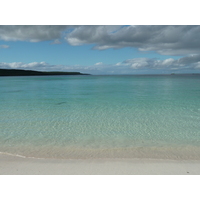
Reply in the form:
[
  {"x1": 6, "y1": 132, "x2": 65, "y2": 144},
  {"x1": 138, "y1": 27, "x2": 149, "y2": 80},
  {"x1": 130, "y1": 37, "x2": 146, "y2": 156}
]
[
  {"x1": 115, "y1": 62, "x2": 122, "y2": 66},
  {"x1": 95, "y1": 62, "x2": 103, "y2": 65},
  {"x1": 51, "y1": 39, "x2": 61, "y2": 44},
  {"x1": 1, "y1": 54, "x2": 200, "y2": 75},
  {"x1": 118, "y1": 54, "x2": 200, "y2": 71},
  {"x1": 0, "y1": 62, "x2": 49, "y2": 70},
  {"x1": 67, "y1": 37, "x2": 82, "y2": 46},
  {"x1": 0, "y1": 62, "x2": 99, "y2": 74},
  {"x1": 161, "y1": 58, "x2": 175, "y2": 66}
]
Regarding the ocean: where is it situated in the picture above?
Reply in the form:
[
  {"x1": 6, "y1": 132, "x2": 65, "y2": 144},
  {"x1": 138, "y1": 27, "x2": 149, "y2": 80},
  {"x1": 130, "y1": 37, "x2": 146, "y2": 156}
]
[{"x1": 1, "y1": 75, "x2": 200, "y2": 160}]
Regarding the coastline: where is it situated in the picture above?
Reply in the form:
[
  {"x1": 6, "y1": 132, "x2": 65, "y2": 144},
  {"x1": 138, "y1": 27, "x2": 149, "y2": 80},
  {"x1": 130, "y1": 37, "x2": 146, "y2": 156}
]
[
  {"x1": 0, "y1": 68, "x2": 90, "y2": 76},
  {"x1": 1, "y1": 153, "x2": 200, "y2": 175}
]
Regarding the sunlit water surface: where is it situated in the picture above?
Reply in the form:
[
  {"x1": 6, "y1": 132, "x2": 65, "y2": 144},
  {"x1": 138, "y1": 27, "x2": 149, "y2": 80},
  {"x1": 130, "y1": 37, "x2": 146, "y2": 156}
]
[{"x1": 1, "y1": 75, "x2": 200, "y2": 159}]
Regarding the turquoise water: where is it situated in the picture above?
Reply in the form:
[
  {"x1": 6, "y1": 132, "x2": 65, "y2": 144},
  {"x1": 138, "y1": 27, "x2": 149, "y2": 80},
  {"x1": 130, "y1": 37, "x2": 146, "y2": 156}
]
[{"x1": 1, "y1": 75, "x2": 200, "y2": 159}]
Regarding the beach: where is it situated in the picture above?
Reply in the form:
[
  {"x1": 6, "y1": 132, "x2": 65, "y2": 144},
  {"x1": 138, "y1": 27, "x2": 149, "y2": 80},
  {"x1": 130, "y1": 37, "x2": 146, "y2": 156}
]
[{"x1": 1, "y1": 153, "x2": 200, "y2": 175}]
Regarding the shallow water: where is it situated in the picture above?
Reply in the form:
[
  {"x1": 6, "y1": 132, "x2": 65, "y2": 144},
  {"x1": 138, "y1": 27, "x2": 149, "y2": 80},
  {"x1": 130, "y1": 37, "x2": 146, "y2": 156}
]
[{"x1": 1, "y1": 75, "x2": 200, "y2": 159}]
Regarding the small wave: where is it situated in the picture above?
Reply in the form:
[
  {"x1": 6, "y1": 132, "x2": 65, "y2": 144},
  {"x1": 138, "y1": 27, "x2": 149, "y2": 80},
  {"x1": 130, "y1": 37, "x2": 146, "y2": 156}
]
[{"x1": 0, "y1": 151, "x2": 43, "y2": 160}]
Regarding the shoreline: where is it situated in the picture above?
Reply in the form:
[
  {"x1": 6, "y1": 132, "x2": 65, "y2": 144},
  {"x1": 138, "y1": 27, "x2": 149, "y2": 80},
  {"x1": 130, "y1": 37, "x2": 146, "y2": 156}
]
[
  {"x1": 1, "y1": 144, "x2": 200, "y2": 160},
  {"x1": 1, "y1": 153, "x2": 200, "y2": 175}
]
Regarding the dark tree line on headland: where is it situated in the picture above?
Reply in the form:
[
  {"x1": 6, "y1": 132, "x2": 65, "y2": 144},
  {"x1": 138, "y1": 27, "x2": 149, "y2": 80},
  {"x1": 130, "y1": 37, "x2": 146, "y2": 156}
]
[{"x1": 0, "y1": 69, "x2": 90, "y2": 76}]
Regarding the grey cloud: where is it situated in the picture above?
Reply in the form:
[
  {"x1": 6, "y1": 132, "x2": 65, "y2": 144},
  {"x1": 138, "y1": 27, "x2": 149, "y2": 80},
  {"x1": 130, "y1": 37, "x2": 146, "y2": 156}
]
[
  {"x1": 0, "y1": 44, "x2": 9, "y2": 48},
  {"x1": 1, "y1": 25, "x2": 200, "y2": 57},
  {"x1": 65, "y1": 25, "x2": 200, "y2": 56},
  {"x1": 177, "y1": 54, "x2": 200, "y2": 65},
  {"x1": 65, "y1": 25, "x2": 120, "y2": 46},
  {"x1": 0, "y1": 25, "x2": 71, "y2": 42}
]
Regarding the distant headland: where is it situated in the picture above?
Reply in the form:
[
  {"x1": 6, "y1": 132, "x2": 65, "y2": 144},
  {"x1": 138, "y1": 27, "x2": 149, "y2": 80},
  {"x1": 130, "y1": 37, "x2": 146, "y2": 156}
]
[{"x1": 0, "y1": 68, "x2": 90, "y2": 76}]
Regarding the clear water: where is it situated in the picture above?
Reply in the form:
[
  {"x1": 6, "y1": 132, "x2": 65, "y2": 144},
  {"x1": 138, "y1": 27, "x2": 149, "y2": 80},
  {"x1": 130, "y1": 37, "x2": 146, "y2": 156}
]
[{"x1": 1, "y1": 75, "x2": 200, "y2": 159}]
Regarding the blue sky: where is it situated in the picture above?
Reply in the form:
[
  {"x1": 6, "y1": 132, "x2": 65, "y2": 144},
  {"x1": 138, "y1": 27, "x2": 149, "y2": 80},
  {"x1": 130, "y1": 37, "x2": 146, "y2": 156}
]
[{"x1": 0, "y1": 25, "x2": 200, "y2": 75}]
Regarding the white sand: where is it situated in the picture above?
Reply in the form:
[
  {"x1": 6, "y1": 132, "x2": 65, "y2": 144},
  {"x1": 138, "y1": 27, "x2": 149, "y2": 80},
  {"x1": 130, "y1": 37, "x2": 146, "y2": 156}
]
[{"x1": 1, "y1": 154, "x2": 200, "y2": 175}]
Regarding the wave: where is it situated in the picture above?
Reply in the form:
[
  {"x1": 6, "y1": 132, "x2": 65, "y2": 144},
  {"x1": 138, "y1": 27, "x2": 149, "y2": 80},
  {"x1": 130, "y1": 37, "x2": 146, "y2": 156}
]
[{"x1": 0, "y1": 151, "x2": 43, "y2": 160}]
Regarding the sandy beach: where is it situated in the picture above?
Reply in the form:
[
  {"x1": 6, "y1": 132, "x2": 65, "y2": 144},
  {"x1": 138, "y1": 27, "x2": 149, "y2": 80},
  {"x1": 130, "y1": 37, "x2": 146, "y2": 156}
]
[{"x1": 1, "y1": 153, "x2": 200, "y2": 175}]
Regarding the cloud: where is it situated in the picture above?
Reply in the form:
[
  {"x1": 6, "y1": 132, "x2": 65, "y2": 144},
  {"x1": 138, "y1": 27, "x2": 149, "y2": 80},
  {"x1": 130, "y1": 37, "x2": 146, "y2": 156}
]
[
  {"x1": 0, "y1": 61, "x2": 102, "y2": 74},
  {"x1": 95, "y1": 62, "x2": 103, "y2": 65},
  {"x1": 1, "y1": 25, "x2": 200, "y2": 57},
  {"x1": 51, "y1": 39, "x2": 61, "y2": 44},
  {"x1": 0, "y1": 25, "x2": 71, "y2": 42},
  {"x1": 0, "y1": 44, "x2": 9, "y2": 48},
  {"x1": 65, "y1": 25, "x2": 200, "y2": 56},
  {"x1": 0, "y1": 60, "x2": 119, "y2": 75},
  {"x1": 65, "y1": 25, "x2": 120, "y2": 46},
  {"x1": 1, "y1": 55, "x2": 200, "y2": 75},
  {"x1": 0, "y1": 62, "x2": 50, "y2": 70},
  {"x1": 118, "y1": 54, "x2": 200, "y2": 70}
]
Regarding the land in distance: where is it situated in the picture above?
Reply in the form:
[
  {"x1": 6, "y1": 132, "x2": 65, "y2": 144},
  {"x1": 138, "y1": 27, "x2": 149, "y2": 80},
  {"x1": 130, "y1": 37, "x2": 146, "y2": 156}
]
[{"x1": 0, "y1": 68, "x2": 90, "y2": 76}]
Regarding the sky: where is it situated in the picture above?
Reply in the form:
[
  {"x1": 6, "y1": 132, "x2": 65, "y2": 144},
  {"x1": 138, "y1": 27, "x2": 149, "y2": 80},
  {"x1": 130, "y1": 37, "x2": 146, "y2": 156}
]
[{"x1": 1, "y1": 25, "x2": 200, "y2": 75}]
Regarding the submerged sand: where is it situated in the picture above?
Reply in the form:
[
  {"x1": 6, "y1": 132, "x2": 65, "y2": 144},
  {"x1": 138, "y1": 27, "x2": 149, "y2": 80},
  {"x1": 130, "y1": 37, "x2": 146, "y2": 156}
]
[{"x1": 1, "y1": 153, "x2": 200, "y2": 175}]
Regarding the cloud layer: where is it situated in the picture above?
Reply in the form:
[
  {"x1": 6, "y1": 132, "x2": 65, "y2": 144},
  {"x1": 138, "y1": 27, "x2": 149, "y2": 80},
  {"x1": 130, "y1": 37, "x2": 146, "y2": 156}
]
[
  {"x1": 1, "y1": 25, "x2": 200, "y2": 56},
  {"x1": 1, "y1": 54, "x2": 200, "y2": 74},
  {"x1": 0, "y1": 62, "x2": 100, "y2": 74},
  {"x1": 118, "y1": 54, "x2": 200, "y2": 70},
  {"x1": 0, "y1": 25, "x2": 69, "y2": 42},
  {"x1": 65, "y1": 25, "x2": 200, "y2": 56}
]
